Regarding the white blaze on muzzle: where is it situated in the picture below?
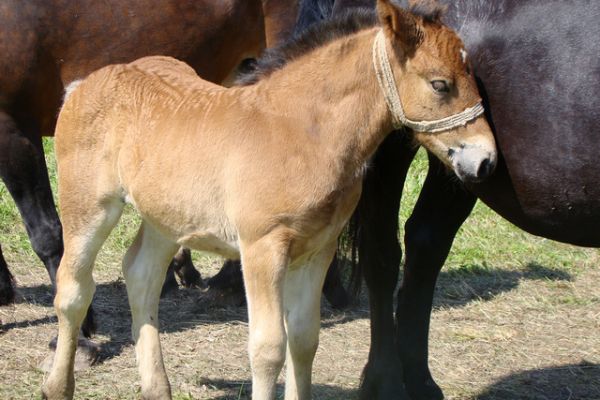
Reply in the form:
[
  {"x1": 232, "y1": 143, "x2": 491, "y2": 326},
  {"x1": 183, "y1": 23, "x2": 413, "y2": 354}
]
[{"x1": 372, "y1": 29, "x2": 485, "y2": 133}]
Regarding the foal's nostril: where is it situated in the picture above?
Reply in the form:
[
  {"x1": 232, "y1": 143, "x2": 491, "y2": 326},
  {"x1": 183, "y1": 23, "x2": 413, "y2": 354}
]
[{"x1": 477, "y1": 158, "x2": 493, "y2": 180}]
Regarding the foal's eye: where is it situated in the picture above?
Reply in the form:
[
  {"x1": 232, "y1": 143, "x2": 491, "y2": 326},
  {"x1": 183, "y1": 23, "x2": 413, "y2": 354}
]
[{"x1": 431, "y1": 80, "x2": 450, "y2": 93}]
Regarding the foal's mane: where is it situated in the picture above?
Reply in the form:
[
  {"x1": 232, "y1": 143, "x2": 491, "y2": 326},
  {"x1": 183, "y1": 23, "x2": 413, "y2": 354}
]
[
  {"x1": 236, "y1": 2, "x2": 447, "y2": 86},
  {"x1": 236, "y1": 9, "x2": 377, "y2": 86}
]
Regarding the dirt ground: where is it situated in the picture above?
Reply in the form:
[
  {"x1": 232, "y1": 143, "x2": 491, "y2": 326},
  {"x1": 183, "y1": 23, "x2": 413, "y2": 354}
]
[{"x1": 2, "y1": 247, "x2": 600, "y2": 400}]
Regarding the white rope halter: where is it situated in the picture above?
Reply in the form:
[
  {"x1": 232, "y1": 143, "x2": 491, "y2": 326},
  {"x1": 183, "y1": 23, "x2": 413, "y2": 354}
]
[{"x1": 372, "y1": 29, "x2": 485, "y2": 133}]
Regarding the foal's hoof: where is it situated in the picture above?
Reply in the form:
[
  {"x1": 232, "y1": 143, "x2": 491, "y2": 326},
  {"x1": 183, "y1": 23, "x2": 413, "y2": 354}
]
[{"x1": 39, "y1": 336, "x2": 100, "y2": 372}]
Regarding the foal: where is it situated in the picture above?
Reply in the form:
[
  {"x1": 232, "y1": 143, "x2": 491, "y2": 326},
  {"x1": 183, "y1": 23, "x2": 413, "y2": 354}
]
[{"x1": 43, "y1": 1, "x2": 496, "y2": 399}]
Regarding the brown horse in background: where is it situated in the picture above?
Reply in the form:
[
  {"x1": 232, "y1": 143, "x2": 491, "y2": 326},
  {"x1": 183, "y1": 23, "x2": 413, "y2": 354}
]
[{"x1": 0, "y1": 0, "x2": 295, "y2": 338}]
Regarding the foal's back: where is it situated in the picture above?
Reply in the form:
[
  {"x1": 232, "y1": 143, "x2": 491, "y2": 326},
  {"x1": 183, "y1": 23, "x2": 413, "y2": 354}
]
[{"x1": 56, "y1": 56, "x2": 242, "y2": 247}]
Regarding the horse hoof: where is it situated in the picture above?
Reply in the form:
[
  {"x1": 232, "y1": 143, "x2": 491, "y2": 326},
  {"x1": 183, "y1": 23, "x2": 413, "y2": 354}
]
[
  {"x1": 359, "y1": 360, "x2": 411, "y2": 400},
  {"x1": 0, "y1": 272, "x2": 16, "y2": 306},
  {"x1": 406, "y1": 378, "x2": 444, "y2": 400},
  {"x1": 359, "y1": 380, "x2": 411, "y2": 400},
  {"x1": 177, "y1": 264, "x2": 203, "y2": 288},
  {"x1": 39, "y1": 336, "x2": 100, "y2": 372},
  {"x1": 205, "y1": 287, "x2": 246, "y2": 307}
]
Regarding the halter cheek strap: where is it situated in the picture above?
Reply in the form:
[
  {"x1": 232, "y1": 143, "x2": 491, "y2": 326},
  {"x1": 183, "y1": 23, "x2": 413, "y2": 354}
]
[{"x1": 372, "y1": 29, "x2": 485, "y2": 133}]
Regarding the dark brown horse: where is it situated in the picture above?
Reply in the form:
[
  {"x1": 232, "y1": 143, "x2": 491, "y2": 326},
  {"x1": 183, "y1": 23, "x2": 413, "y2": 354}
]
[
  {"x1": 345, "y1": 0, "x2": 600, "y2": 399},
  {"x1": 0, "y1": 0, "x2": 269, "y2": 336}
]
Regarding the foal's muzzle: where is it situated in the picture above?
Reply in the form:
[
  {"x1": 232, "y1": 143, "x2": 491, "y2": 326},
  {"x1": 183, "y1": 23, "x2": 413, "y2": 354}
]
[{"x1": 452, "y1": 145, "x2": 497, "y2": 183}]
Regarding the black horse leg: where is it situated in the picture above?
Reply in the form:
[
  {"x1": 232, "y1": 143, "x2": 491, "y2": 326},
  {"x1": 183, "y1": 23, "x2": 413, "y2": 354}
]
[
  {"x1": 162, "y1": 248, "x2": 203, "y2": 296},
  {"x1": 0, "y1": 244, "x2": 15, "y2": 305},
  {"x1": 0, "y1": 112, "x2": 95, "y2": 335},
  {"x1": 207, "y1": 259, "x2": 245, "y2": 293},
  {"x1": 207, "y1": 256, "x2": 351, "y2": 308},
  {"x1": 358, "y1": 132, "x2": 417, "y2": 400},
  {"x1": 321, "y1": 254, "x2": 350, "y2": 309},
  {"x1": 397, "y1": 154, "x2": 476, "y2": 400}
]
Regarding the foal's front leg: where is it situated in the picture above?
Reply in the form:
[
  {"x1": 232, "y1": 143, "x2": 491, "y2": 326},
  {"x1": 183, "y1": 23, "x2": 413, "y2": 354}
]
[
  {"x1": 241, "y1": 236, "x2": 290, "y2": 400},
  {"x1": 283, "y1": 242, "x2": 336, "y2": 400},
  {"x1": 122, "y1": 222, "x2": 179, "y2": 400}
]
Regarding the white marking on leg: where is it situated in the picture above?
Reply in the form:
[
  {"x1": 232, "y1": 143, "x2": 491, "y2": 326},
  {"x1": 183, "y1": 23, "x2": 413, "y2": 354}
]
[
  {"x1": 123, "y1": 222, "x2": 178, "y2": 399},
  {"x1": 283, "y1": 245, "x2": 335, "y2": 400}
]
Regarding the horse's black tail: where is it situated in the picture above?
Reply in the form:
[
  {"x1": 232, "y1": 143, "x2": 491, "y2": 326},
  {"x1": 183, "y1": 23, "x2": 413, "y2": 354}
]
[{"x1": 339, "y1": 209, "x2": 362, "y2": 299}]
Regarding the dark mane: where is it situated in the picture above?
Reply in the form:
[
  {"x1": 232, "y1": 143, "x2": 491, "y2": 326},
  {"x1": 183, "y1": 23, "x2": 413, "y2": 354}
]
[
  {"x1": 235, "y1": 8, "x2": 378, "y2": 86},
  {"x1": 407, "y1": 0, "x2": 447, "y2": 23}
]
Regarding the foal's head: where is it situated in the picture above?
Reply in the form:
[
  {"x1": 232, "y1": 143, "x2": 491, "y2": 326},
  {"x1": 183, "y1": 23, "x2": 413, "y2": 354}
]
[{"x1": 375, "y1": 0, "x2": 496, "y2": 182}]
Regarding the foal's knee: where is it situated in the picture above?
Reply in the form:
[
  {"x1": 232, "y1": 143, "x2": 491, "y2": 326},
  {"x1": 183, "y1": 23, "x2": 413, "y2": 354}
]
[
  {"x1": 287, "y1": 316, "x2": 319, "y2": 362},
  {"x1": 249, "y1": 329, "x2": 287, "y2": 376},
  {"x1": 54, "y1": 272, "x2": 95, "y2": 324}
]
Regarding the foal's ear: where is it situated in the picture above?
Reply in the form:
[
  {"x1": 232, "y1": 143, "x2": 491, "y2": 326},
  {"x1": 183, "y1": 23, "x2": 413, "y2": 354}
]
[{"x1": 376, "y1": 0, "x2": 422, "y2": 53}]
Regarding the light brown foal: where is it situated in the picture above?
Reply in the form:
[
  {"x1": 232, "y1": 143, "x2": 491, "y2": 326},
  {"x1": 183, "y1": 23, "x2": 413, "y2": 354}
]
[{"x1": 43, "y1": 1, "x2": 496, "y2": 399}]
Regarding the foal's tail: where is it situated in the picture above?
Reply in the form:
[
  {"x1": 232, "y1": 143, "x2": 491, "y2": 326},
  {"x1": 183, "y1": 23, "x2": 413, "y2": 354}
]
[{"x1": 338, "y1": 212, "x2": 362, "y2": 299}]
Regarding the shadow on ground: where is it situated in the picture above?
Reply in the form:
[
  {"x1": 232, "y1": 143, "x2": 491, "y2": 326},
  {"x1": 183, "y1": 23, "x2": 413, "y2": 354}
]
[
  {"x1": 476, "y1": 362, "x2": 600, "y2": 400},
  {"x1": 195, "y1": 378, "x2": 358, "y2": 400},
  {"x1": 433, "y1": 262, "x2": 573, "y2": 309},
  {"x1": 7, "y1": 278, "x2": 367, "y2": 362}
]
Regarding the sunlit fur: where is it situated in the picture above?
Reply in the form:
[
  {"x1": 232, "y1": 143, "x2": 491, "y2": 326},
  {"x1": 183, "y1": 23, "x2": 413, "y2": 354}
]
[{"x1": 41, "y1": 1, "x2": 495, "y2": 399}]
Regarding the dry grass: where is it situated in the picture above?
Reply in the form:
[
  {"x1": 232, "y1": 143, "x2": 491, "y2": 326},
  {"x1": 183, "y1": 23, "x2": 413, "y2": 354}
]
[{"x1": 1, "y1": 144, "x2": 600, "y2": 399}]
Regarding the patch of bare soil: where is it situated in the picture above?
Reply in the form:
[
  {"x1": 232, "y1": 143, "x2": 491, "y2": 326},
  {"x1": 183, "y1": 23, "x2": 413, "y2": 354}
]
[{"x1": 1, "y1": 254, "x2": 600, "y2": 399}]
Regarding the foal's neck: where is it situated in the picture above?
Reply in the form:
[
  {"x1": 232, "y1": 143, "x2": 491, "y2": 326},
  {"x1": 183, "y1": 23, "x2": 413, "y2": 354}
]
[{"x1": 250, "y1": 27, "x2": 394, "y2": 181}]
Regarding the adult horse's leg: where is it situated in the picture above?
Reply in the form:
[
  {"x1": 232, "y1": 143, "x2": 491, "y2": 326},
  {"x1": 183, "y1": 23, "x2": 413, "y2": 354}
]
[
  {"x1": 0, "y1": 244, "x2": 14, "y2": 305},
  {"x1": 0, "y1": 113, "x2": 62, "y2": 287},
  {"x1": 123, "y1": 223, "x2": 179, "y2": 399},
  {"x1": 321, "y1": 254, "x2": 350, "y2": 309},
  {"x1": 162, "y1": 247, "x2": 203, "y2": 296},
  {"x1": 398, "y1": 154, "x2": 476, "y2": 400},
  {"x1": 284, "y1": 241, "x2": 336, "y2": 400},
  {"x1": 0, "y1": 112, "x2": 96, "y2": 336},
  {"x1": 208, "y1": 257, "x2": 350, "y2": 309},
  {"x1": 358, "y1": 131, "x2": 416, "y2": 400}
]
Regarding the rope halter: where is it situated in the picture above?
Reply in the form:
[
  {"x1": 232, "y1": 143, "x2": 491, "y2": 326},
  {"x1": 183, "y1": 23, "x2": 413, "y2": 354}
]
[{"x1": 372, "y1": 29, "x2": 485, "y2": 133}]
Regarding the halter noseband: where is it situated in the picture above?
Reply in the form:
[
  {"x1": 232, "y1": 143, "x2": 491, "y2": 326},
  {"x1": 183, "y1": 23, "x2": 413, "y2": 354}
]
[{"x1": 372, "y1": 29, "x2": 485, "y2": 133}]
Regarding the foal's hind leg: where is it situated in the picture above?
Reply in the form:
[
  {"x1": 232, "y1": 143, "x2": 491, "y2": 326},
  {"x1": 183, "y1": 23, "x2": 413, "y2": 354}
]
[
  {"x1": 42, "y1": 199, "x2": 124, "y2": 399},
  {"x1": 283, "y1": 242, "x2": 336, "y2": 400},
  {"x1": 122, "y1": 222, "x2": 178, "y2": 399}
]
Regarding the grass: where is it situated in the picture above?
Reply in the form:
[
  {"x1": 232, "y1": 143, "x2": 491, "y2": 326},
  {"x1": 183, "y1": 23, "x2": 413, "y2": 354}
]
[{"x1": 1, "y1": 139, "x2": 600, "y2": 399}]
